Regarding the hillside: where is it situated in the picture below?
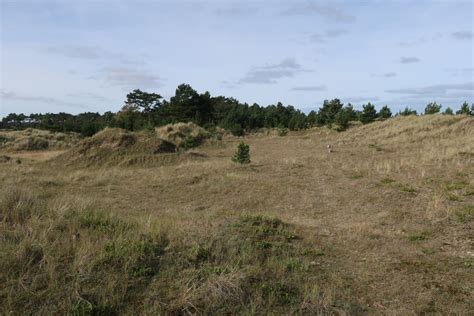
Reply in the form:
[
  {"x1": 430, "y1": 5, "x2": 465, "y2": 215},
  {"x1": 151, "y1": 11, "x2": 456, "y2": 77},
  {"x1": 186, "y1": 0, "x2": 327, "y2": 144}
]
[
  {"x1": 1, "y1": 115, "x2": 473, "y2": 314},
  {"x1": 0, "y1": 128, "x2": 81, "y2": 151}
]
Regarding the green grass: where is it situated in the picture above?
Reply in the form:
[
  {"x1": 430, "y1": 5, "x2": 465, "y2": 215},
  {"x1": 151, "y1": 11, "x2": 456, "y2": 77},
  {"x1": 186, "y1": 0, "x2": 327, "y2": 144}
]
[
  {"x1": 463, "y1": 188, "x2": 474, "y2": 196},
  {"x1": 407, "y1": 232, "x2": 429, "y2": 242},
  {"x1": 446, "y1": 181, "x2": 469, "y2": 191},
  {"x1": 398, "y1": 184, "x2": 417, "y2": 193},
  {"x1": 455, "y1": 205, "x2": 474, "y2": 223},
  {"x1": 368, "y1": 143, "x2": 383, "y2": 151},
  {"x1": 447, "y1": 194, "x2": 461, "y2": 202}
]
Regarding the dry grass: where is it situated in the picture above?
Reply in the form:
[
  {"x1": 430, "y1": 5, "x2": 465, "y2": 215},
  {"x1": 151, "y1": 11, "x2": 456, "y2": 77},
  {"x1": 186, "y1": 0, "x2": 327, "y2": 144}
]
[
  {"x1": 0, "y1": 115, "x2": 473, "y2": 314},
  {"x1": 155, "y1": 122, "x2": 212, "y2": 148},
  {"x1": 0, "y1": 128, "x2": 81, "y2": 151},
  {"x1": 52, "y1": 127, "x2": 178, "y2": 167}
]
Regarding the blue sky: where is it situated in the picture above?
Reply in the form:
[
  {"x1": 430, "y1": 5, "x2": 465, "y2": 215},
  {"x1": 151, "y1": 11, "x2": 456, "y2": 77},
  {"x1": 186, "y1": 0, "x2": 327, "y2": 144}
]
[{"x1": 1, "y1": 0, "x2": 473, "y2": 116}]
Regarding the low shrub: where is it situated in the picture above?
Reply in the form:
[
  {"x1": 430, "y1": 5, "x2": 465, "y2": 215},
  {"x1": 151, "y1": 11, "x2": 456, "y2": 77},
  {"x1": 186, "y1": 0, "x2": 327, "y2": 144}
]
[{"x1": 278, "y1": 127, "x2": 288, "y2": 136}]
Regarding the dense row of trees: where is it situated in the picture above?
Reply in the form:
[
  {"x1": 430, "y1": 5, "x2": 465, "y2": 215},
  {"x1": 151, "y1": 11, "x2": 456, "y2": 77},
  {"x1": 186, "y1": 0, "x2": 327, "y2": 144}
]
[{"x1": 1, "y1": 84, "x2": 473, "y2": 136}]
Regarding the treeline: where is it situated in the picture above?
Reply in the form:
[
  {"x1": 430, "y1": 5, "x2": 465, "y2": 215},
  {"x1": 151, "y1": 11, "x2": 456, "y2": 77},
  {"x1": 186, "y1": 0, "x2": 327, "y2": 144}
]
[{"x1": 1, "y1": 84, "x2": 473, "y2": 136}]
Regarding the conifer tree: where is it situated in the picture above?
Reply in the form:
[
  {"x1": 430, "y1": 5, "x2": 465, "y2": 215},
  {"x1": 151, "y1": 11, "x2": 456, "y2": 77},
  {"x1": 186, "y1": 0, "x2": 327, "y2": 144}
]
[
  {"x1": 360, "y1": 103, "x2": 378, "y2": 124},
  {"x1": 457, "y1": 101, "x2": 472, "y2": 115},
  {"x1": 232, "y1": 141, "x2": 250, "y2": 164},
  {"x1": 443, "y1": 107, "x2": 454, "y2": 115},
  {"x1": 424, "y1": 102, "x2": 441, "y2": 115}
]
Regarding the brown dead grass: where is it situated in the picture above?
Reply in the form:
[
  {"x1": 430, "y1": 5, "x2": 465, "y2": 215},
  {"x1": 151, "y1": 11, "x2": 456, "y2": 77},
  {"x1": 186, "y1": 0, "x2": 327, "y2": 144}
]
[
  {"x1": 52, "y1": 127, "x2": 179, "y2": 167},
  {"x1": 0, "y1": 128, "x2": 81, "y2": 151},
  {"x1": 0, "y1": 115, "x2": 473, "y2": 314},
  {"x1": 155, "y1": 122, "x2": 211, "y2": 148}
]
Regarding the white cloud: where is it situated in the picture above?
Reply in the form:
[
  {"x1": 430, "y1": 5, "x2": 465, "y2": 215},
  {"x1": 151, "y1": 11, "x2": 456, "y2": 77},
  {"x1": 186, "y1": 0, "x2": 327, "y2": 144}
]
[{"x1": 239, "y1": 58, "x2": 310, "y2": 84}]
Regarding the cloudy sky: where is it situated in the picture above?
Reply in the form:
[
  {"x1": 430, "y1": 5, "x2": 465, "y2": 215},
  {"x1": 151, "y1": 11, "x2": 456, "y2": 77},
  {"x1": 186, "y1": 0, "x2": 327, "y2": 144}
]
[{"x1": 1, "y1": 0, "x2": 473, "y2": 116}]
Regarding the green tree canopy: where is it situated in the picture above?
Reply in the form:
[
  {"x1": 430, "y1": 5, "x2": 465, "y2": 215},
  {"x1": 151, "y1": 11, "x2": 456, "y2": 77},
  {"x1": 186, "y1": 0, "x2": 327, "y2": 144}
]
[
  {"x1": 443, "y1": 107, "x2": 454, "y2": 115},
  {"x1": 424, "y1": 102, "x2": 442, "y2": 115},
  {"x1": 378, "y1": 105, "x2": 392, "y2": 120},
  {"x1": 360, "y1": 103, "x2": 378, "y2": 124},
  {"x1": 398, "y1": 107, "x2": 417, "y2": 116},
  {"x1": 456, "y1": 101, "x2": 472, "y2": 115},
  {"x1": 317, "y1": 99, "x2": 344, "y2": 125},
  {"x1": 124, "y1": 89, "x2": 162, "y2": 113}
]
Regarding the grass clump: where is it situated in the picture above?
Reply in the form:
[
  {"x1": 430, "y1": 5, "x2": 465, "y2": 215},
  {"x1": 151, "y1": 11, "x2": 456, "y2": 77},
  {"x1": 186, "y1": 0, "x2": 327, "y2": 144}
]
[
  {"x1": 381, "y1": 177, "x2": 395, "y2": 184},
  {"x1": 398, "y1": 183, "x2": 417, "y2": 193},
  {"x1": 141, "y1": 214, "x2": 344, "y2": 314},
  {"x1": 446, "y1": 181, "x2": 469, "y2": 191},
  {"x1": 0, "y1": 188, "x2": 41, "y2": 224},
  {"x1": 455, "y1": 205, "x2": 473, "y2": 223},
  {"x1": 446, "y1": 194, "x2": 461, "y2": 202},
  {"x1": 368, "y1": 143, "x2": 383, "y2": 151},
  {"x1": 407, "y1": 232, "x2": 429, "y2": 242}
]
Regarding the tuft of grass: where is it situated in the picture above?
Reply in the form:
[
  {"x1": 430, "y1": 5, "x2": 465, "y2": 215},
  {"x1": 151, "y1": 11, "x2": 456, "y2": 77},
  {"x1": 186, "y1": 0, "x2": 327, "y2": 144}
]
[
  {"x1": 463, "y1": 187, "x2": 474, "y2": 196},
  {"x1": 455, "y1": 205, "x2": 473, "y2": 223},
  {"x1": 368, "y1": 143, "x2": 383, "y2": 151},
  {"x1": 446, "y1": 181, "x2": 469, "y2": 191},
  {"x1": 381, "y1": 177, "x2": 395, "y2": 184},
  {"x1": 407, "y1": 232, "x2": 429, "y2": 242},
  {"x1": 446, "y1": 194, "x2": 461, "y2": 202},
  {"x1": 0, "y1": 188, "x2": 41, "y2": 224},
  {"x1": 301, "y1": 248, "x2": 325, "y2": 257},
  {"x1": 398, "y1": 183, "x2": 417, "y2": 193}
]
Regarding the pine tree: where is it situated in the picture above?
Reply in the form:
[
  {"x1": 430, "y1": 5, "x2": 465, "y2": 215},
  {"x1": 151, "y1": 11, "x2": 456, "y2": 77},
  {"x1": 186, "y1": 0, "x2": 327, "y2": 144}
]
[
  {"x1": 398, "y1": 107, "x2": 417, "y2": 116},
  {"x1": 378, "y1": 105, "x2": 392, "y2": 120},
  {"x1": 443, "y1": 107, "x2": 454, "y2": 115},
  {"x1": 457, "y1": 101, "x2": 472, "y2": 115},
  {"x1": 424, "y1": 102, "x2": 441, "y2": 115},
  {"x1": 360, "y1": 103, "x2": 378, "y2": 124},
  {"x1": 232, "y1": 141, "x2": 250, "y2": 164}
]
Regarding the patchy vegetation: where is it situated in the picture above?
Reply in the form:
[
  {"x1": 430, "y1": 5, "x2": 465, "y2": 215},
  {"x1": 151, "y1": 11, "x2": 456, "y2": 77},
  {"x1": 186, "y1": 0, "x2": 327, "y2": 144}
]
[
  {"x1": 0, "y1": 188, "x2": 168, "y2": 314},
  {"x1": 0, "y1": 188, "x2": 347, "y2": 314},
  {"x1": 0, "y1": 115, "x2": 473, "y2": 314},
  {"x1": 0, "y1": 128, "x2": 80, "y2": 151}
]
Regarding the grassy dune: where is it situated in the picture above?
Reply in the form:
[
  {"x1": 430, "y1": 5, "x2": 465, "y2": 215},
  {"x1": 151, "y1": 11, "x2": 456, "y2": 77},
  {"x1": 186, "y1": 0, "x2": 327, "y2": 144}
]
[{"x1": 1, "y1": 116, "x2": 473, "y2": 314}]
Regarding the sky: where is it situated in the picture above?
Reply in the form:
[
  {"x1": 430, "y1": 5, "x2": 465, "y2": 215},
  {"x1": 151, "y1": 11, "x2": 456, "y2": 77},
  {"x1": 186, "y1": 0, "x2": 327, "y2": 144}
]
[{"x1": 0, "y1": 0, "x2": 473, "y2": 117}]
